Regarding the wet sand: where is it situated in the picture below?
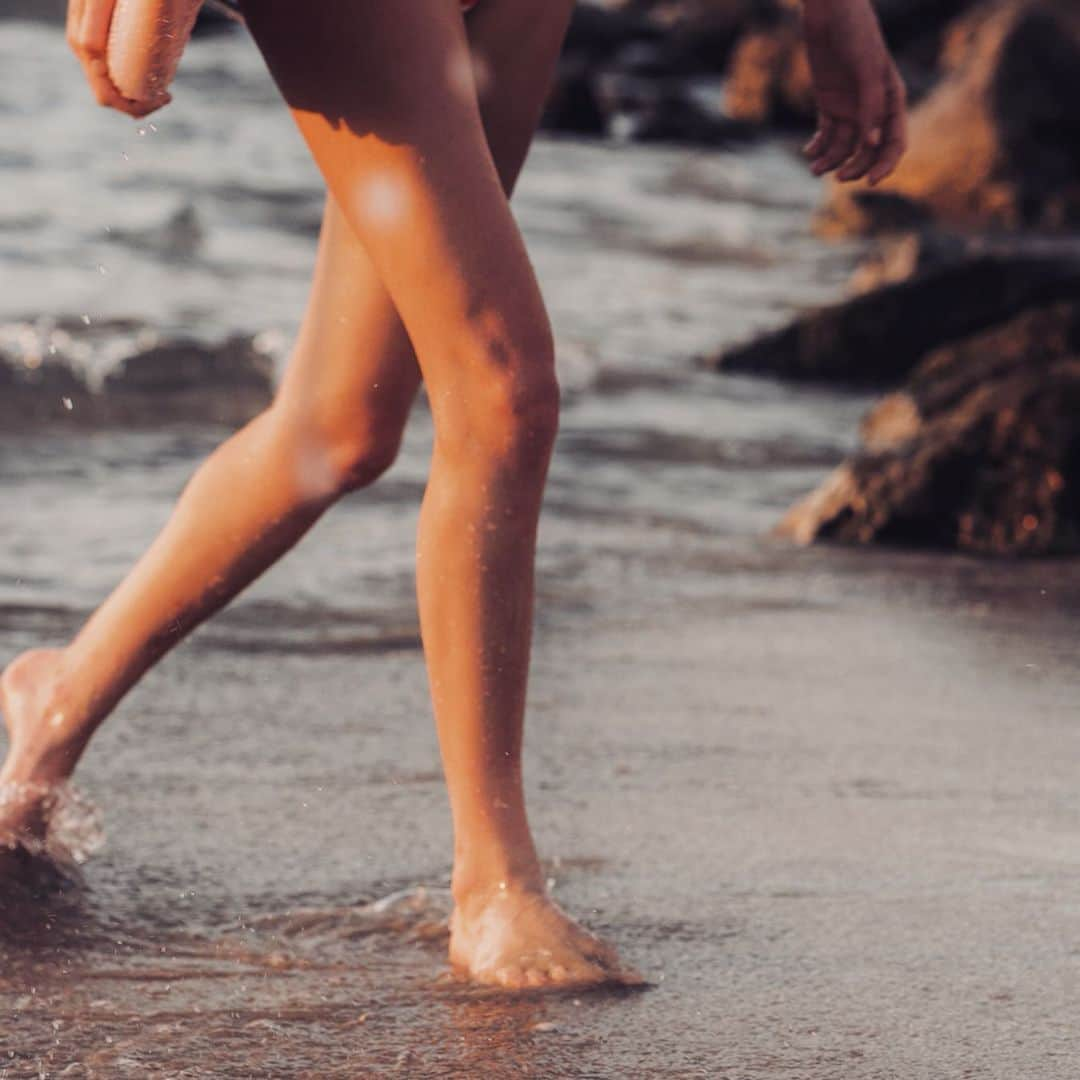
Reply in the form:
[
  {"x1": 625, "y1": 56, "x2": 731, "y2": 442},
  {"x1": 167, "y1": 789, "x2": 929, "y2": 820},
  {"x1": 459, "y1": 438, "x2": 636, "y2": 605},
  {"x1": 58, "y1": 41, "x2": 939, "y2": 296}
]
[{"x1": 2, "y1": 528, "x2": 1078, "y2": 1078}]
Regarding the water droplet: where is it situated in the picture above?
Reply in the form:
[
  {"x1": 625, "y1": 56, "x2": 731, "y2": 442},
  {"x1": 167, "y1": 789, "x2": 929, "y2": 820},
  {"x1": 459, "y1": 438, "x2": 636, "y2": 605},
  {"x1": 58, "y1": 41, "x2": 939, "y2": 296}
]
[
  {"x1": 97, "y1": 264, "x2": 108, "y2": 276},
  {"x1": 80, "y1": 315, "x2": 91, "y2": 325}
]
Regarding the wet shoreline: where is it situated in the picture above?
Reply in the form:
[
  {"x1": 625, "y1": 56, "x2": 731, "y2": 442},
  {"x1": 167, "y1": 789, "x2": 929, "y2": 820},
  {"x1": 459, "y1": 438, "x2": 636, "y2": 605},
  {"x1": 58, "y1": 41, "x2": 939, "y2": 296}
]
[{"x1": 2, "y1": 533, "x2": 1078, "y2": 1077}]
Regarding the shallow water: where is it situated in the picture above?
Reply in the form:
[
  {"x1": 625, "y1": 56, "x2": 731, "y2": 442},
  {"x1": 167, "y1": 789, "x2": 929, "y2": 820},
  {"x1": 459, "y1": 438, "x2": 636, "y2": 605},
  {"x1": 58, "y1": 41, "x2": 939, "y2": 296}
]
[{"x1": 3, "y1": 18, "x2": 1080, "y2": 1080}]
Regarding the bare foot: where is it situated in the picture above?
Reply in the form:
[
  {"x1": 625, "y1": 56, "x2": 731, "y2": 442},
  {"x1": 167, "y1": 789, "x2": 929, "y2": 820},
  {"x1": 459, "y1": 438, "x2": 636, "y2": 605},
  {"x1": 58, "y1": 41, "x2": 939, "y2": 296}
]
[
  {"x1": 0, "y1": 649, "x2": 77, "y2": 850},
  {"x1": 449, "y1": 885, "x2": 644, "y2": 990}
]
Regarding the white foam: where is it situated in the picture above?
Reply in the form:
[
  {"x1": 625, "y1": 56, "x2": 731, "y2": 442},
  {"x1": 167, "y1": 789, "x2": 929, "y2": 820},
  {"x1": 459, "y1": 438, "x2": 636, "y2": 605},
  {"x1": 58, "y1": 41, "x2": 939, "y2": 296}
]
[{"x1": 0, "y1": 781, "x2": 105, "y2": 868}]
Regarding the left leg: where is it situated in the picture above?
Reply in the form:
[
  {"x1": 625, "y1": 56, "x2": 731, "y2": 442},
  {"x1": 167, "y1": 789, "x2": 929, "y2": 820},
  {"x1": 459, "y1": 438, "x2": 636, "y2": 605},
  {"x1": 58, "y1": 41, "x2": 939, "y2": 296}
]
[{"x1": 447, "y1": 0, "x2": 644, "y2": 990}]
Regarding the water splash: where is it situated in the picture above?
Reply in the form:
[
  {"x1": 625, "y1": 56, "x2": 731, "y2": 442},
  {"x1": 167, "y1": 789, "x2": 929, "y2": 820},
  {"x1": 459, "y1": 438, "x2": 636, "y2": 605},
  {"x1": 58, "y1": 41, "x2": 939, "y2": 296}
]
[
  {"x1": 0, "y1": 781, "x2": 105, "y2": 870},
  {"x1": 249, "y1": 885, "x2": 453, "y2": 945}
]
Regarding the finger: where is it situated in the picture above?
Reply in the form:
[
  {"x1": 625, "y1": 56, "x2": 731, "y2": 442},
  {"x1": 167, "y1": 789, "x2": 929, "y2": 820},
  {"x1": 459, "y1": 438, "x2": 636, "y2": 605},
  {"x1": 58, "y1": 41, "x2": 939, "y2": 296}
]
[
  {"x1": 118, "y1": 91, "x2": 172, "y2": 118},
  {"x1": 867, "y1": 74, "x2": 908, "y2": 185},
  {"x1": 856, "y1": 63, "x2": 887, "y2": 148},
  {"x1": 66, "y1": 0, "x2": 87, "y2": 49},
  {"x1": 837, "y1": 108, "x2": 885, "y2": 182},
  {"x1": 83, "y1": 55, "x2": 128, "y2": 108},
  {"x1": 84, "y1": 55, "x2": 166, "y2": 116},
  {"x1": 803, "y1": 114, "x2": 833, "y2": 159},
  {"x1": 836, "y1": 139, "x2": 877, "y2": 183},
  {"x1": 80, "y1": 0, "x2": 118, "y2": 56},
  {"x1": 810, "y1": 121, "x2": 857, "y2": 175}
]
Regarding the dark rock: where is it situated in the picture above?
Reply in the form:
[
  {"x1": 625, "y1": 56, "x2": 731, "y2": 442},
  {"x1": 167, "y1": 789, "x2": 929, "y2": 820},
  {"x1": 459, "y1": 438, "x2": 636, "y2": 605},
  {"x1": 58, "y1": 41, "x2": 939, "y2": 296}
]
[
  {"x1": 864, "y1": 299, "x2": 1080, "y2": 441},
  {"x1": 709, "y1": 254, "x2": 1080, "y2": 385},
  {"x1": 543, "y1": 4, "x2": 657, "y2": 136},
  {"x1": 543, "y1": 1, "x2": 768, "y2": 141},
  {"x1": 594, "y1": 69, "x2": 748, "y2": 142},
  {"x1": 778, "y1": 301, "x2": 1080, "y2": 554},
  {"x1": 724, "y1": 11, "x2": 814, "y2": 126},
  {"x1": 821, "y1": 0, "x2": 1080, "y2": 234},
  {"x1": 543, "y1": 55, "x2": 610, "y2": 136},
  {"x1": 847, "y1": 229, "x2": 970, "y2": 294}
]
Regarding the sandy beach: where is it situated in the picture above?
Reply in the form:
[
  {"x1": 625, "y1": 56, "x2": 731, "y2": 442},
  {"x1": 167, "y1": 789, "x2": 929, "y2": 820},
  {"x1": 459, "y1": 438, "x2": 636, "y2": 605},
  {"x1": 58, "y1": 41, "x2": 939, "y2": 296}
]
[{"x1": 2, "y1": 500, "x2": 1078, "y2": 1077}]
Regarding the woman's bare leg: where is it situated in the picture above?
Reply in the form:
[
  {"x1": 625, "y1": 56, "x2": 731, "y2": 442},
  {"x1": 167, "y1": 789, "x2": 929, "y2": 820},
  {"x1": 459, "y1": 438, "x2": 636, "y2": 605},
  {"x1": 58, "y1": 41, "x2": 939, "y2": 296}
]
[{"x1": 243, "y1": 0, "x2": 637, "y2": 988}]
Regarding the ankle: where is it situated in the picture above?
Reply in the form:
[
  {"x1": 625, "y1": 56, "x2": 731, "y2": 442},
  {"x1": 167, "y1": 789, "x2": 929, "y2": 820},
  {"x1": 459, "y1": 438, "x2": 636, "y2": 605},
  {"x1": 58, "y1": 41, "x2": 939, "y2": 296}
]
[
  {"x1": 0, "y1": 649, "x2": 84, "y2": 784},
  {"x1": 452, "y1": 854, "x2": 546, "y2": 911}
]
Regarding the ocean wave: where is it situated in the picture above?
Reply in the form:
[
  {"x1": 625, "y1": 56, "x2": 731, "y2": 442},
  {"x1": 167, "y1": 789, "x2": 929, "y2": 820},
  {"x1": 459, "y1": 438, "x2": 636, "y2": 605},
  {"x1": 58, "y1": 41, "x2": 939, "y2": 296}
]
[{"x1": 0, "y1": 317, "x2": 278, "y2": 428}]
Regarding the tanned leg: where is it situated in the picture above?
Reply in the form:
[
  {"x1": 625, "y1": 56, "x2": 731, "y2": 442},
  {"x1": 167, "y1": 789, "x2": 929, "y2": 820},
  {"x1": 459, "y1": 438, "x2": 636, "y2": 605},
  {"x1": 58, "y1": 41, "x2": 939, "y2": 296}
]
[{"x1": 242, "y1": 0, "x2": 639, "y2": 988}]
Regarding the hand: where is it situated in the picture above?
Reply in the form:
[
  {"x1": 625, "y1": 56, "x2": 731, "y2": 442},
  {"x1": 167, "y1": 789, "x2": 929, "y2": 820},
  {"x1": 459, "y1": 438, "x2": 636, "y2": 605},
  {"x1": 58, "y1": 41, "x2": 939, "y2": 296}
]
[
  {"x1": 66, "y1": 0, "x2": 171, "y2": 118},
  {"x1": 801, "y1": 0, "x2": 907, "y2": 185}
]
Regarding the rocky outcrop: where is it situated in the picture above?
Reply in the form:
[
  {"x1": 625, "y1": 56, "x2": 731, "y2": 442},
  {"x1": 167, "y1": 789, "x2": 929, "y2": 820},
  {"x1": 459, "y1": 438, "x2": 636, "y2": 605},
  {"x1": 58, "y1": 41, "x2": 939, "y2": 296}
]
[
  {"x1": 821, "y1": 0, "x2": 1080, "y2": 234},
  {"x1": 723, "y1": 12, "x2": 814, "y2": 126},
  {"x1": 777, "y1": 301, "x2": 1080, "y2": 554},
  {"x1": 709, "y1": 253, "x2": 1080, "y2": 385}
]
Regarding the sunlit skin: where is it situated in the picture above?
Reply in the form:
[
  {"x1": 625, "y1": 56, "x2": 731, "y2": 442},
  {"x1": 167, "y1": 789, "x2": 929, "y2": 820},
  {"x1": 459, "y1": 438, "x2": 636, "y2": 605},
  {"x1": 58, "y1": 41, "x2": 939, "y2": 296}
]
[{"x1": 0, "y1": 0, "x2": 906, "y2": 990}]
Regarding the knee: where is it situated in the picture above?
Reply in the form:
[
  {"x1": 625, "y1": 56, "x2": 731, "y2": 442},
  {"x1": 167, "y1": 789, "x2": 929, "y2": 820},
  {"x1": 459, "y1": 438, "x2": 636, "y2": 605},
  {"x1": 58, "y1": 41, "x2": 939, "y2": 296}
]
[
  {"x1": 324, "y1": 420, "x2": 404, "y2": 494},
  {"x1": 274, "y1": 402, "x2": 405, "y2": 500},
  {"x1": 434, "y1": 315, "x2": 561, "y2": 474}
]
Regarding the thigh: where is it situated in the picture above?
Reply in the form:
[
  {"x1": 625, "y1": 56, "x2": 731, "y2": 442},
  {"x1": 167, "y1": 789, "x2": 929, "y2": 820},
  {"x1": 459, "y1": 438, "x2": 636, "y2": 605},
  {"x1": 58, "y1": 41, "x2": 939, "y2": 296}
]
[
  {"x1": 465, "y1": 0, "x2": 576, "y2": 192},
  {"x1": 272, "y1": 0, "x2": 575, "y2": 428},
  {"x1": 242, "y1": 0, "x2": 564, "y2": 407}
]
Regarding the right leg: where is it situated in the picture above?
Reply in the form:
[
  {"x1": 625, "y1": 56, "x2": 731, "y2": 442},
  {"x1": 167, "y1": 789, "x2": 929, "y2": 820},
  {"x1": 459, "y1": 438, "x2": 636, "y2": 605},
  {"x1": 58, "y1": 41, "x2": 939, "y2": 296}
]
[{"x1": 242, "y1": 0, "x2": 638, "y2": 988}]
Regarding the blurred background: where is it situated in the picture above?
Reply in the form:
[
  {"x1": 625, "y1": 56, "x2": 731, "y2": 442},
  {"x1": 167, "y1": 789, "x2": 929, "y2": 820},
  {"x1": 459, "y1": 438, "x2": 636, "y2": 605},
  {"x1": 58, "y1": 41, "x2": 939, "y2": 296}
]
[{"x1": 2, "y1": 2, "x2": 1078, "y2": 1077}]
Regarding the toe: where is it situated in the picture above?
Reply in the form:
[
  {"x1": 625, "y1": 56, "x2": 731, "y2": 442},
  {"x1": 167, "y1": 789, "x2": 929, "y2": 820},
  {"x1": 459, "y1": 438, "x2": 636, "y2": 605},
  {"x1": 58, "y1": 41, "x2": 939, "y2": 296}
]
[
  {"x1": 494, "y1": 965, "x2": 526, "y2": 989},
  {"x1": 569, "y1": 959, "x2": 612, "y2": 986},
  {"x1": 574, "y1": 929, "x2": 620, "y2": 968},
  {"x1": 569, "y1": 935, "x2": 646, "y2": 987},
  {"x1": 612, "y1": 962, "x2": 647, "y2": 987}
]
